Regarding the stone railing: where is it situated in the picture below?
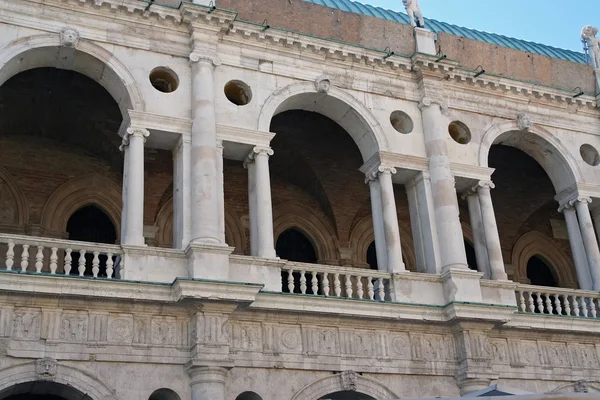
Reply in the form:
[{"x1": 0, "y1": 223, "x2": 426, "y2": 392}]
[
  {"x1": 515, "y1": 284, "x2": 600, "y2": 318},
  {"x1": 0, "y1": 233, "x2": 122, "y2": 279},
  {"x1": 281, "y1": 262, "x2": 391, "y2": 301}
]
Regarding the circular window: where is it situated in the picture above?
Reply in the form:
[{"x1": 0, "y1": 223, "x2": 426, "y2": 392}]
[
  {"x1": 580, "y1": 144, "x2": 600, "y2": 166},
  {"x1": 224, "y1": 80, "x2": 252, "y2": 106},
  {"x1": 149, "y1": 67, "x2": 179, "y2": 93},
  {"x1": 448, "y1": 121, "x2": 471, "y2": 144},
  {"x1": 390, "y1": 110, "x2": 413, "y2": 134}
]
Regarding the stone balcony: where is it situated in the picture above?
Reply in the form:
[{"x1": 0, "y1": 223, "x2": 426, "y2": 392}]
[{"x1": 1, "y1": 233, "x2": 599, "y2": 332}]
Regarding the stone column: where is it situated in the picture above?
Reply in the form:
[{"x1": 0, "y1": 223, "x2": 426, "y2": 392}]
[
  {"x1": 189, "y1": 53, "x2": 222, "y2": 245},
  {"x1": 173, "y1": 137, "x2": 192, "y2": 249},
  {"x1": 369, "y1": 179, "x2": 388, "y2": 271},
  {"x1": 406, "y1": 172, "x2": 441, "y2": 274},
  {"x1": 574, "y1": 198, "x2": 600, "y2": 290},
  {"x1": 368, "y1": 167, "x2": 405, "y2": 273},
  {"x1": 465, "y1": 190, "x2": 491, "y2": 279},
  {"x1": 120, "y1": 127, "x2": 149, "y2": 246},
  {"x1": 245, "y1": 147, "x2": 276, "y2": 258},
  {"x1": 476, "y1": 182, "x2": 507, "y2": 280},
  {"x1": 188, "y1": 366, "x2": 228, "y2": 400},
  {"x1": 216, "y1": 141, "x2": 225, "y2": 244},
  {"x1": 121, "y1": 144, "x2": 129, "y2": 243},
  {"x1": 562, "y1": 205, "x2": 592, "y2": 290},
  {"x1": 419, "y1": 101, "x2": 468, "y2": 270}
]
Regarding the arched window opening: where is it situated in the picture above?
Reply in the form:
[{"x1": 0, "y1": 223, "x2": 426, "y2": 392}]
[
  {"x1": 0, "y1": 381, "x2": 88, "y2": 400},
  {"x1": 276, "y1": 228, "x2": 317, "y2": 263},
  {"x1": 149, "y1": 388, "x2": 181, "y2": 400},
  {"x1": 527, "y1": 255, "x2": 558, "y2": 287},
  {"x1": 235, "y1": 392, "x2": 263, "y2": 400},
  {"x1": 278, "y1": 228, "x2": 320, "y2": 294},
  {"x1": 319, "y1": 392, "x2": 376, "y2": 400},
  {"x1": 366, "y1": 241, "x2": 378, "y2": 270},
  {"x1": 464, "y1": 240, "x2": 478, "y2": 271},
  {"x1": 66, "y1": 205, "x2": 117, "y2": 277}
]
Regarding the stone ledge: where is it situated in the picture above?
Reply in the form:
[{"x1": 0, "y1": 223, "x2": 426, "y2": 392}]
[{"x1": 505, "y1": 312, "x2": 600, "y2": 334}]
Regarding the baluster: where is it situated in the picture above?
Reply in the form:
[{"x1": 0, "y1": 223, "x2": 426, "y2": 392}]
[
  {"x1": 518, "y1": 291, "x2": 526, "y2": 312},
  {"x1": 106, "y1": 253, "x2": 114, "y2": 279},
  {"x1": 34, "y1": 246, "x2": 44, "y2": 273},
  {"x1": 78, "y1": 249, "x2": 86, "y2": 276},
  {"x1": 544, "y1": 293, "x2": 553, "y2": 315},
  {"x1": 563, "y1": 295, "x2": 571, "y2": 316},
  {"x1": 345, "y1": 275, "x2": 353, "y2": 298},
  {"x1": 287, "y1": 269, "x2": 295, "y2": 293},
  {"x1": 321, "y1": 273, "x2": 330, "y2": 296},
  {"x1": 92, "y1": 251, "x2": 100, "y2": 278},
  {"x1": 20, "y1": 244, "x2": 29, "y2": 272},
  {"x1": 581, "y1": 297, "x2": 589, "y2": 318},
  {"x1": 356, "y1": 276, "x2": 364, "y2": 299},
  {"x1": 527, "y1": 291, "x2": 534, "y2": 313},
  {"x1": 333, "y1": 273, "x2": 341, "y2": 297},
  {"x1": 64, "y1": 249, "x2": 72, "y2": 275},
  {"x1": 377, "y1": 278, "x2": 385, "y2": 301},
  {"x1": 535, "y1": 292, "x2": 544, "y2": 313},
  {"x1": 572, "y1": 296, "x2": 580, "y2": 317},
  {"x1": 554, "y1": 295, "x2": 562, "y2": 315},
  {"x1": 5, "y1": 242, "x2": 14, "y2": 271},
  {"x1": 367, "y1": 277, "x2": 375, "y2": 300},
  {"x1": 591, "y1": 299, "x2": 597, "y2": 318},
  {"x1": 311, "y1": 271, "x2": 318, "y2": 295},
  {"x1": 299, "y1": 271, "x2": 307, "y2": 294},
  {"x1": 49, "y1": 248, "x2": 58, "y2": 274}
]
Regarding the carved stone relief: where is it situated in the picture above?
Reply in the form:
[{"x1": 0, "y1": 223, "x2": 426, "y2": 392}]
[
  {"x1": 12, "y1": 310, "x2": 41, "y2": 340},
  {"x1": 35, "y1": 357, "x2": 57, "y2": 381},
  {"x1": 108, "y1": 316, "x2": 133, "y2": 343},
  {"x1": 233, "y1": 323, "x2": 262, "y2": 351},
  {"x1": 60, "y1": 314, "x2": 88, "y2": 342},
  {"x1": 340, "y1": 370, "x2": 358, "y2": 391},
  {"x1": 304, "y1": 328, "x2": 338, "y2": 356},
  {"x1": 151, "y1": 317, "x2": 177, "y2": 346},
  {"x1": 279, "y1": 326, "x2": 302, "y2": 353}
]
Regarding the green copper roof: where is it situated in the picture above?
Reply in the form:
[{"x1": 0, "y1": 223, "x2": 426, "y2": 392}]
[{"x1": 304, "y1": 0, "x2": 586, "y2": 64}]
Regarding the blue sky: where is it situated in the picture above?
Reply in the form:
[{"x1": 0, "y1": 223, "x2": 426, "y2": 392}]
[{"x1": 358, "y1": 0, "x2": 600, "y2": 52}]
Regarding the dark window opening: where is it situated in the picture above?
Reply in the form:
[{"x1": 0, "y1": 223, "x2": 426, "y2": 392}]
[
  {"x1": 464, "y1": 240, "x2": 478, "y2": 271},
  {"x1": 527, "y1": 256, "x2": 558, "y2": 287},
  {"x1": 277, "y1": 228, "x2": 320, "y2": 294},
  {"x1": 66, "y1": 205, "x2": 117, "y2": 277},
  {"x1": 366, "y1": 241, "x2": 378, "y2": 270}
]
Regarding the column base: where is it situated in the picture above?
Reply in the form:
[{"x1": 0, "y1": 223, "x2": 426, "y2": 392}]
[
  {"x1": 457, "y1": 377, "x2": 494, "y2": 396},
  {"x1": 441, "y1": 268, "x2": 483, "y2": 303},
  {"x1": 186, "y1": 243, "x2": 233, "y2": 280}
]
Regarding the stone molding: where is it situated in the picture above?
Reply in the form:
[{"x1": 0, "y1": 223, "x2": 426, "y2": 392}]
[
  {"x1": 119, "y1": 127, "x2": 150, "y2": 150},
  {"x1": 188, "y1": 51, "x2": 221, "y2": 67},
  {"x1": 0, "y1": 165, "x2": 29, "y2": 228},
  {"x1": 243, "y1": 146, "x2": 274, "y2": 168},
  {"x1": 290, "y1": 373, "x2": 399, "y2": 400}
]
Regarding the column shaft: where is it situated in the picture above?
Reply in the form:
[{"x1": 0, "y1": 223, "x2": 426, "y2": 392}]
[
  {"x1": 190, "y1": 59, "x2": 221, "y2": 244},
  {"x1": 466, "y1": 193, "x2": 491, "y2": 279},
  {"x1": 420, "y1": 104, "x2": 468, "y2": 270},
  {"x1": 254, "y1": 149, "x2": 276, "y2": 258},
  {"x1": 216, "y1": 141, "x2": 225, "y2": 244},
  {"x1": 369, "y1": 179, "x2": 388, "y2": 271},
  {"x1": 122, "y1": 128, "x2": 148, "y2": 246},
  {"x1": 575, "y1": 200, "x2": 600, "y2": 290},
  {"x1": 477, "y1": 183, "x2": 507, "y2": 280},
  {"x1": 563, "y1": 207, "x2": 592, "y2": 290},
  {"x1": 378, "y1": 169, "x2": 405, "y2": 273},
  {"x1": 121, "y1": 145, "x2": 129, "y2": 243},
  {"x1": 173, "y1": 138, "x2": 192, "y2": 249},
  {"x1": 406, "y1": 172, "x2": 441, "y2": 274},
  {"x1": 189, "y1": 366, "x2": 228, "y2": 400},
  {"x1": 247, "y1": 161, "x2": 258, "y2": 256}
]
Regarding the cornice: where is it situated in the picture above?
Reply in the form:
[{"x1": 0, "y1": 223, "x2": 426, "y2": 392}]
[
  {"x1": 216, "y1": 125, "x2": 275, "y2": 147},
  {"x1": 128, "y1": 110, "x2": 192, "y2": 136},
  {"x1": 450, "y1": 163, "x2": 495, "y2": 181},
  {"x1": 360, "y1": 151, "x2": 428, "y2": 178}
]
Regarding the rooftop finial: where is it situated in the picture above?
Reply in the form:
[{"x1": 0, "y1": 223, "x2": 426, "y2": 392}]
[
  {"x1": 402, "y1": 0, "x2": 424, "y2": 28},
  {"x1": 581, "y1": 25, "x2": 600, "y2": 70}
]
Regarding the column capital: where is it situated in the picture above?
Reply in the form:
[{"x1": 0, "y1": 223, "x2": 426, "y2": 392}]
[
  {"x1": 560, "y1": 196, "x2": 593, "y2": 212},
  {"x1": 243, "y1": 146, "x2": 273, "y2": 168},
  {"x1": 185, "y1": 364, "x2": 229, "y2": 383},
  {"x1": 189, "y1": 52, "x2": 222, "y2": 67},
  {"x1": 476, "y1": 180, "x2": 495, "y2": 191},
  {"x1": 418, "y1": 96, "x2": 449, "y2": 114},
  {"x1": 119, "y1": 127, "x2": 150, "y2": 151},
  {"x1": 365, "y1": 165, "x2": 397, "y2": 184}
]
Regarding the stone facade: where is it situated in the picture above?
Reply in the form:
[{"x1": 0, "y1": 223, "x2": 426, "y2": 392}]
[{"x1": 0, "y1": 0, "x2": 600, "y2": 399}]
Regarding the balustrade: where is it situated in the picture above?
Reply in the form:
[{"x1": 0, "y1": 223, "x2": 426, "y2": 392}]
[
  {"x1": 516, "y1": 284, "x2": 599, "y2": 319},
  {"x1": 0, "y1": 234, "x2": 122, "y2": 279},
  {"x1": 281, "y1": 263, "x2": 390, "y2": 301}
]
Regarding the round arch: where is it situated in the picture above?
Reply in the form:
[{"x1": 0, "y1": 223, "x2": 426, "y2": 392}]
[
  {"x1": 478, "y1": 121, "x2": 581, "y2": 192},
  {"x1": 273, "y1": 201, "x2": 338, "y2": 263},
  {"x1": 0, "y1": 166, "x2": 29, "y2": 228},
  {"x1": 0, "y1": 360, "x2": 117, "y2": 400},
  {"x1": 349, "y1": 215, "x2": 416, "y2": 272},
  {"x1": 511, "y1": 231, "x2": 577, "y2": 288},
  {"x1": 155, "y1": 198, "x2": 174, "y2": 248},
  {"x1": 224, "y1": 209, "x2": 246, "y2": 255},
  {"x1": 291, "y1": 373, "x2": 399, "y2": 400},
  {"x1": 41, "y1": 174, "x2": 122, "y2": 240},
  {"x1": 258, "y1": 82, "x2": 388, "y2": 162},
  {"x1": 0, "y1": 32, "x2": 144, "y2": 116}
]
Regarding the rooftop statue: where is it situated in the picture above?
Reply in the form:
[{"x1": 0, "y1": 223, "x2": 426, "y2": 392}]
[
  {"x1": 582, "y1": 25, "x2": 600, "y2": 70},
  {"x1": 402, "y1": 0, "x2": 424, "y2": 28}
]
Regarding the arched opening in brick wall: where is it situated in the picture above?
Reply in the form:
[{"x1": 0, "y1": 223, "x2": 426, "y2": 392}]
[
  {"x1": 0, "y1": 381, "x2": 90, "y2": 400},
  {"x1": 318, "y1": 392, "x2": 376, "y2": 400},
  {"x1": 464, "y1": 239, "x2": 478, "y2": 272},
  {"x1": 527, "y1": 255, "x2": 558, "y2": 287},
  {"x1": 478, "y1": 143, "x2": 575, "y2": 288}
]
